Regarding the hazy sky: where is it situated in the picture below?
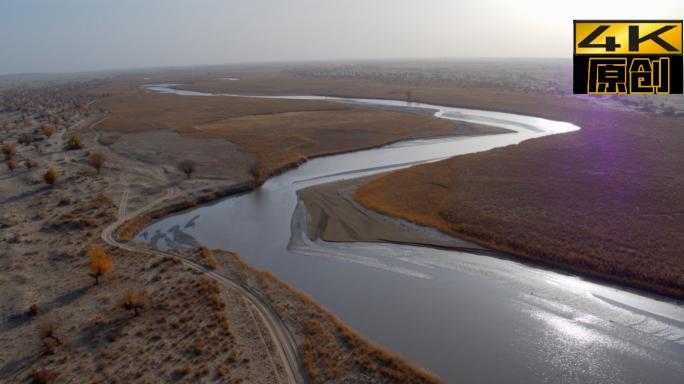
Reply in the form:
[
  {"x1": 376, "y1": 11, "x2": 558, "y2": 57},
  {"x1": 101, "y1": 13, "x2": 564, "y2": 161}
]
[{"x1": 1, "y1": 0, "x2": 682, "y2": 75}]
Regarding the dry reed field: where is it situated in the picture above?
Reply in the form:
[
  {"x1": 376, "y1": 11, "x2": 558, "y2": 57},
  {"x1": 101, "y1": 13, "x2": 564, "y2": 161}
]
[
  {"x1": 93, "y1": 90, "x2": 457, "y2": 178},
  {"x1": 356, "y1": 109, "x2": 684, "y2": 298},
  {"x1": 159, "y1": 65, "x2": 684, "y2": 118}
]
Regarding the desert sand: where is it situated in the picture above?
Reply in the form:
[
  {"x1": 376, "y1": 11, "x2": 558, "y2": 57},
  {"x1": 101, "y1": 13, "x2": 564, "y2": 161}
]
[{"x1": 0, "y1": 75, "x2": 447, "y2": 383}]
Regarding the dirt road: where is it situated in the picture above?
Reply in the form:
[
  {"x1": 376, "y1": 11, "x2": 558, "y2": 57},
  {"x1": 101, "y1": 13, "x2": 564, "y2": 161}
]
[{"x1": 93, "y1": 126, "x2": 309, "y2": 384}]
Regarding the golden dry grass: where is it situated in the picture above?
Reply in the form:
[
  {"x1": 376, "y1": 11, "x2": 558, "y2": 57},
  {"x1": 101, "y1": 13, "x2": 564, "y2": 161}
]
[
  {"x1": 159, "y1": 67, "x2": 588, "y2": 118},
  {"x1": 356, "y1": 109, "x2": 684, "y2": 298},
  {"x1": 92, "y1": 87, "x2": 457, "y2": 178},
  {"x1": 216, "y1": 251, "x2": 445, "y2": 384}
]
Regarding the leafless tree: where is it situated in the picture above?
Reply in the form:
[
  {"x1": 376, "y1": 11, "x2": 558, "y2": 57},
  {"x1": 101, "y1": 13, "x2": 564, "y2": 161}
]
[
  {"x1": 87, "y1": 152, "x2": 106, "y2": 173},
  {"x1": 178, "y1": 159, "x2": 197, "y2": 179},
  {"x1": 25, "y1": 158, "x2": 37, "y2": 171},
  {"x1": 38, "y1": 319, "x2": 62, "y2": 343}
]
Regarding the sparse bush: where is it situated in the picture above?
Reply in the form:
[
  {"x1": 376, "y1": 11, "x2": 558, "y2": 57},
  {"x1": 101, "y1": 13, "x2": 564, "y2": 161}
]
[
  {"x1": 178, "y1": 158, "x2": 197, "y2": 179},
  {"x1": 17, "y1": 133, "x2": 29, "y2": 145},
  {"x1": 43, "y1": 169, "x2": 58, "y2": 187},
  {"x1": 117, "y1": 287, "x2": 147, "y2": 316},
  {"x1": 58, "y1": 197, "x2": 71, "y2": 205},
  {"x1": 25, "y1": 158, "x2": 37, "y2": 171},
  {"x1": 88, "y1": 246, "x2": 113, "y2": 285},
  {"x1": 42, "y1": 340, "x2": 57, "y2": 355},
  {"x1": 66, "y1": 135, "x2": 83, "y2": 149},
  {"x1": 87, "y1": 152, "x2": 106, "y2": 173},
  {"x1": 28, "y1": 368, "x2": 55, "y2": 384},
  {"x1": 250, "y1": 163, "x2": 267, "y2": 186},
  {"x1": 174, "y1": 365, "x2": 191, "y2": 377},
  {"x1": 28, "y1": 303, "x2": 40, "y2": 317},
  {"x1": 5, "y1": 160, "x2": 15, "y2": 172},
  {"x1": 43, "y1": 127, "x2": 54, "y2": 138},
  {"x1": 38, "y1": 318, "x2": 62, "y2": 343},
  {"x1": 1, "y1": 144, "x2": 15, "y2": 160},
  {"x1": 197, "y1": 246, "x2": 219, "y2": 269},
  {"x1": 63, "y1": 217, "x2": 99, "y2": 228}
]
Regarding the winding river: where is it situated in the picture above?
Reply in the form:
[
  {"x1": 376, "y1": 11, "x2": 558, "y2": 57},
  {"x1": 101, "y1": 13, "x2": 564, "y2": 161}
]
[{"x1": 136, "y1": 84, "x2": 684, "y2": 383}]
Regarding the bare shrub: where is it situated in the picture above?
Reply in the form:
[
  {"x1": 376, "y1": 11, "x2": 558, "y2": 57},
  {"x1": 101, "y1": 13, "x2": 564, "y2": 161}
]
[
  {"x1": 28, "y1": 303, "x2": 40, "y2": 317},
  {"x1": 177, "y1": 159, "x2": 197, "y2": 179},
  {"x1": 197, "y1": 246, "x2": 219, "y2": 269},
  {"x1": 174, "y1": 365, "x2": 191, "y2": 377},
  {"x1": 38, "y1": 318, "x2": 62, "y2": 343},
  {"x1": 250, "y1": 162, "x2": 267, "y2": 187},
  {"x1": 87, "y1": 152, "x2": 106, "y2": 173},
  {"x1": 25, "y1": 158, "x2": 37, "y2": 171},
  {"x1": 42, "y1": 340, "x2": 57, "y2": 355},
  {"x1": 28, "y1": 368, "x2": 55, "y2": 384}
]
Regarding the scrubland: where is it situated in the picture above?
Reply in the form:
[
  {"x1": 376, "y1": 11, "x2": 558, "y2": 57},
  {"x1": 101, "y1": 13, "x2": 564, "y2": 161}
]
[{"x1": 1, "y1": 76, "x2": 446, "y2": 383}]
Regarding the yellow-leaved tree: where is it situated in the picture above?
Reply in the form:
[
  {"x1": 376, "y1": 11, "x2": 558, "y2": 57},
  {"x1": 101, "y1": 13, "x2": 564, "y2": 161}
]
[
  {"x1": 117, "y1": 287, "x2": 147, "y2": 317},
  {"x1": 66, "y1": 135, "x2": 83, "y2": 149},
  {"x1": 88, "y1": 246, "x2": 113, "y2": 285},
  {"x1": 43, "y1": 169, "x2": 58, "y2": 187}
]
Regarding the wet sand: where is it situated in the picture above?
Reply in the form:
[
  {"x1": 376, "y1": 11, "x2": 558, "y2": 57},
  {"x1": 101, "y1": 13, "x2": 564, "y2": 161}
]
[{"x1": 301, "y1": 175, "x2": 489, "y2": 253}]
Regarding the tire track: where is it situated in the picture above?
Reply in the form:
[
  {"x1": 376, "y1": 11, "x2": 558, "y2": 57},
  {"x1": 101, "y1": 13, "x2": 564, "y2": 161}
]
[
  {"x1": 100, "y1": 166, "x2": 308, "y2": 384},
  {"x1": 90, "y1": 115, "x2": 111, "y2": 153},
  {"x1": 116, "y1": 178, "x2": 130, "y2": 223},
  {"x1": 242, "y1": 296, "x2": 285, "y2": 384},
  {"x1": 88, "y1": 108, "x2": 305, "y2": 382}
]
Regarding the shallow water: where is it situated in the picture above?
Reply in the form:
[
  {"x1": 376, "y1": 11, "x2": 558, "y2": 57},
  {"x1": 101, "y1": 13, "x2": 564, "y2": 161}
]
[{"x1": 137, "y1": 85, "x2": 684, "y2": 383}]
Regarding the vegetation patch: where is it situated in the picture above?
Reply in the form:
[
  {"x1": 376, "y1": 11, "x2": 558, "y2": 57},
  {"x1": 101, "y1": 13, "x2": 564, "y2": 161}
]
[{"x1": 356, "y1": 110, "x2": 684, "y2": 298}]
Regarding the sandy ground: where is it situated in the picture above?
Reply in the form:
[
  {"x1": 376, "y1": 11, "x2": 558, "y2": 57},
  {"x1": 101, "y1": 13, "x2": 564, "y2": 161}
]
[
  {"x1": 0, "y1": 111, "x2": 286, "y2": 383},
  {"x1": 301, "y1": 176, "x2": 482, "y2": 251},
  {"x1": 1, "y1": 79, "x2": 448, "y2": 383}
]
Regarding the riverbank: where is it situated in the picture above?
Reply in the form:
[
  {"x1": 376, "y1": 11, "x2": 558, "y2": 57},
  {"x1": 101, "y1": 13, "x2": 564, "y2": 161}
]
[
  {"x1": 302, "y1": 176, "x2": 481, "y2": 249},
  {"x1": 103, "y1": 73, "x2": 684, "y2": 383},
  {"x1": 0, "y1": 82, "x2": 447, "y2": 383},
  {"x1": 354, "y1": 107, "x2": 684, "y2": 299},
  {"x1": 301, "y1": 176, "x2": 684, "y2": 302}
]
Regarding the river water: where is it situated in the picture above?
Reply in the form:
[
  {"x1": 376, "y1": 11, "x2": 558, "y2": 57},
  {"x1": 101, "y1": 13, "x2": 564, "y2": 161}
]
[{"x1": 136, "y1": 84, "x2": 684, "y2": 383}]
